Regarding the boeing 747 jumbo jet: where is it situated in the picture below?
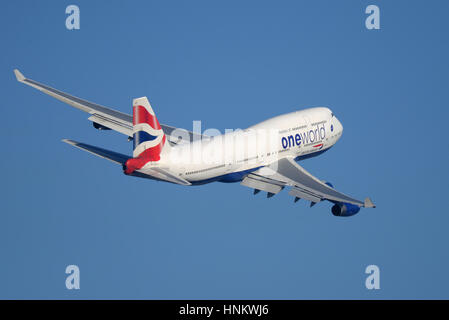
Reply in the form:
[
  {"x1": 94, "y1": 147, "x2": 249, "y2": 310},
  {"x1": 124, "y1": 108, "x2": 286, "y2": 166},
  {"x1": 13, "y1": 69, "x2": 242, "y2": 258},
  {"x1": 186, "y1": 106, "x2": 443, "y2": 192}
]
[{"x1": 14, "y1": 69, "x2": 375, "y2": 217}]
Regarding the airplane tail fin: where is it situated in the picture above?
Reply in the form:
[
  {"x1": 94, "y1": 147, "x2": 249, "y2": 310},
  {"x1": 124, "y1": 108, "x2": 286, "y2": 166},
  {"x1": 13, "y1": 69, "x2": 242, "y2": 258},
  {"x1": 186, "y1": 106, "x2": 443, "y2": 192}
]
[{"x1": 124, "y1": 97, "x2": 171, "y2": 174}]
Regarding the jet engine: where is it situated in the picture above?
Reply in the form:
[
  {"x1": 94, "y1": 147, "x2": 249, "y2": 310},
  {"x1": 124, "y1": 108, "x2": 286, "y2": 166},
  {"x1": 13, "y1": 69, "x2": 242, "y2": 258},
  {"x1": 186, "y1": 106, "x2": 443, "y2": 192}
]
[
  {"x1": 93, "y1": 122, "x2": 111, "y2": 130},
  {"x1": 331, "y1": 202, "x2": 361, "y2": 217}
]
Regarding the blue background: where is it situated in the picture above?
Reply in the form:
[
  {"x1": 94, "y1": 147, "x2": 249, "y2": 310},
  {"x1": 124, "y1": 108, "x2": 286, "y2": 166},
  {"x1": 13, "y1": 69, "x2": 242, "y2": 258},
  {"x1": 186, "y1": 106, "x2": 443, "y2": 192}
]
[{"x1": 1, "y1": 0, "x2": 448, "y2": 299}]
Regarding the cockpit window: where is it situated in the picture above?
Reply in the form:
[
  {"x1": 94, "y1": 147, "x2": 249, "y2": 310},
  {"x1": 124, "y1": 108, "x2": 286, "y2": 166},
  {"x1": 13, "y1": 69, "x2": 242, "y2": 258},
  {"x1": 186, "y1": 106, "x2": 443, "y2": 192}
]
[{"x1": 331, "y1": 113, "x2": 335, "y2": 117}]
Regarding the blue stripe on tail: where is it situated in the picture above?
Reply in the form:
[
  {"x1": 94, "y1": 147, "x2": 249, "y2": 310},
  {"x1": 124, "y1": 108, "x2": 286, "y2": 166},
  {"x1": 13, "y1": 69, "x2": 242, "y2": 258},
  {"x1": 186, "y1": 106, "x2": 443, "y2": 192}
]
[{"x1": 133, "y1": 131, "x2": 158, "y2": 150}]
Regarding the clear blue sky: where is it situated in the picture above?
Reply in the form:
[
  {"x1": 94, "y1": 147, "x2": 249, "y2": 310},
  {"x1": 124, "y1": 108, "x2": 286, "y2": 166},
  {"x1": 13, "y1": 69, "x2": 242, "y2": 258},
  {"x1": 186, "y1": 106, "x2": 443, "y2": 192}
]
[{"x1": 1, "y1": 0, "x2": 448, "y2": 299}]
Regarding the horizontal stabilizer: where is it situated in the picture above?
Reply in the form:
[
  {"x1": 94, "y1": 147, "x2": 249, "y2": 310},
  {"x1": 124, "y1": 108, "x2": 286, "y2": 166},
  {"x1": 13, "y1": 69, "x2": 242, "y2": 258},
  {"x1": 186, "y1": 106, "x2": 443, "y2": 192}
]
[{"x1": 62, "y1": 139, "x2": 130, "y2": 165}]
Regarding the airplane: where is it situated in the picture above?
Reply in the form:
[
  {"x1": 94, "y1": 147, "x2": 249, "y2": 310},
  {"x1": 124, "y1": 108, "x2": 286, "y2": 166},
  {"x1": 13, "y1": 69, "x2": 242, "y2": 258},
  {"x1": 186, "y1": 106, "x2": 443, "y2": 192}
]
[{"x1": 14, "y1": 69, "x2": 375, "y2": 217}]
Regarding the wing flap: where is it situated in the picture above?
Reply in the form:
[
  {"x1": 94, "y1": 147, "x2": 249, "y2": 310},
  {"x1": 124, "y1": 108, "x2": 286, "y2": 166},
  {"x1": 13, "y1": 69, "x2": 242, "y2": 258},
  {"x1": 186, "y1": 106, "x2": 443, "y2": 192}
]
[
  {"x1": 241, "y1": 175, "x2": 283, "y2": 194},
  {"x1": 288, "y1": 187, "x2": 321, "y2": 203}
]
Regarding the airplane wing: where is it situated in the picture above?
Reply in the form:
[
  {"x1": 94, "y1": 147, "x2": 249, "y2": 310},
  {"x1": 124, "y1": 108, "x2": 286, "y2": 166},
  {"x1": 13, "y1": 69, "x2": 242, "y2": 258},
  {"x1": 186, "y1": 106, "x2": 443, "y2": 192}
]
[
  {"x1": 241, "y1": 157, "x2": 375, "y2": 208},
  {"x1": 14, "y1": 69, "x2": 203, "y2": 144}
]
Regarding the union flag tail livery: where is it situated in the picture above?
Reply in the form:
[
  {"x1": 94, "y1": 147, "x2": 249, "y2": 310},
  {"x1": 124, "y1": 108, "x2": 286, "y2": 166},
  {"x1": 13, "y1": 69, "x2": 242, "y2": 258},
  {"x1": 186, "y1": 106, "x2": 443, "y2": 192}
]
[
  {"x1": 124, "y1": 97, "x2": 168, "y2": 174},
  {"x1": 15, "y1": 69, "x2": 376, "y2": 216}
]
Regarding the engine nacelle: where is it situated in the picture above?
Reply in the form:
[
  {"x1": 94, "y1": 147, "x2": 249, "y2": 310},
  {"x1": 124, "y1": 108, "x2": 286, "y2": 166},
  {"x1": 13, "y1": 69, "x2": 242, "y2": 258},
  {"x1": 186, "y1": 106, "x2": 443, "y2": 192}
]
[
  {"x1": 93, "y1": 122, "x2": 111, "y2": 130},
  {"x1": 331, "y1": 202, "x2": 361, "y2": 217},
  {"x1": 325, "y1": 182, "x2": 334, "y2": 188}
]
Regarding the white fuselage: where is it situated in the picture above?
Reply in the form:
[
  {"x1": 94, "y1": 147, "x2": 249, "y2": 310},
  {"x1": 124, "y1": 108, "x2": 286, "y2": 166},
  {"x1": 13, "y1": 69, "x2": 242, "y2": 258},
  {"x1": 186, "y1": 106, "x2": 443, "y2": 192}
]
[{"x1": 143, "y1": 107, "x2": 343, "y2": 184}]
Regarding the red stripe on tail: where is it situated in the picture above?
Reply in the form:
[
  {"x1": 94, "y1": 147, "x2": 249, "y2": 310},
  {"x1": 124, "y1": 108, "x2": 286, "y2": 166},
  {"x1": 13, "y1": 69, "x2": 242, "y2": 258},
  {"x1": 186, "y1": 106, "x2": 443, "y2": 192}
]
[
  {"x1": 124, "y1": 135, "x2": 166, "y2": 175},
  {"x1": 133, "y1": 105, "x2": 161, "y2": 130}
]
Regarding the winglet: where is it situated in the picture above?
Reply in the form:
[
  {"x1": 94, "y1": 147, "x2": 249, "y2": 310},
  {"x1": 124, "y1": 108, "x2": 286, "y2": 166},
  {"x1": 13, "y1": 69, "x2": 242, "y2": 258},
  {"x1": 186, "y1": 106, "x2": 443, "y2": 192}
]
[
  {"x1": 62, "y1": 139, "x2": 76, "y2": 146},
  {"x1": 14, "y1": 69, "x2": 25, "y2": 82},
  {"x1": 364, "y1": 197, "x2": 376, "y2": 208}
]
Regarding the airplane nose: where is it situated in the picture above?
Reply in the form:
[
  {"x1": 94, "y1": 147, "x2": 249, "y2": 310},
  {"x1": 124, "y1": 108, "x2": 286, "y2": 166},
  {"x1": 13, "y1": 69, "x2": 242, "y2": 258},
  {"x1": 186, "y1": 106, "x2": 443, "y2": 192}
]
[
  {"x1": 336, "y1": 117, "x2": 343, "y2": 134},
  {"x1": 333, "y1": 117, "x2": 343, "y2": 138}
]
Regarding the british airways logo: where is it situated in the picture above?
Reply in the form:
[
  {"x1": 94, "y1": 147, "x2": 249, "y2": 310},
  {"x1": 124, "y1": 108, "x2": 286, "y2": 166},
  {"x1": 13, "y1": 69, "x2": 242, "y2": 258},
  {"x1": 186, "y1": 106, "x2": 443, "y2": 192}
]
[{"x1": 281, "y1": 123, "x2": 326, "y2": 149}]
